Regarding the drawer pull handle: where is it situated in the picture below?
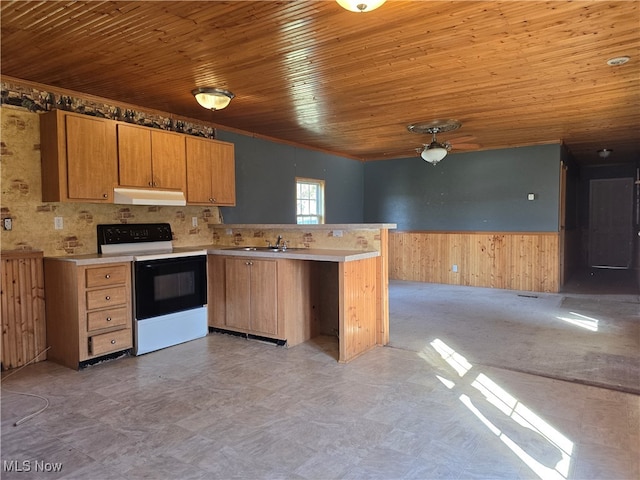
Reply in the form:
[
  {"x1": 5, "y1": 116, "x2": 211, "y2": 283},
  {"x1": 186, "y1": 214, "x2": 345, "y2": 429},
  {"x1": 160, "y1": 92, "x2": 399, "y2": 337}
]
[
  {"x1": 105, "y1": 274, "x2": 110, "y2": 279},
  {"x1": 105, "y1": 296, "x2": 111, "y2": 300},
  {"x1": 111, "y1": 339, "x2": 116, "y2": 344},
  {"x1": 106, "y1": 317, "x2": 112, "y2": 322}
]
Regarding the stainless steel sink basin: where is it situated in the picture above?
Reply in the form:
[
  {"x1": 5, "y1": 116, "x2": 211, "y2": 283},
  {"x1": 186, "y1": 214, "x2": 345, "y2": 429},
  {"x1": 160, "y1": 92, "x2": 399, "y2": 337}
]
[
  {"x1": 226, "y1": 246, "x2": 305, "y2": 252},
  {"x1": 227, "y1": 246, "x2": 282, "y2": 252}
]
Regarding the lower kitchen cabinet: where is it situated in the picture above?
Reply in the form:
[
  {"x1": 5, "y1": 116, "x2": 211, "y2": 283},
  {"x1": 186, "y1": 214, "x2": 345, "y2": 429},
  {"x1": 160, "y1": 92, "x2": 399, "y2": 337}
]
[
  {"x1": 208, "y1": 255, "x2": 314, "y2": 345},
  {"x1": 44, "y1": 259, "x2": 133, "y2": 369},
  {"x1": 225, "y1": 258, "x2": 278, "y2": 336}
]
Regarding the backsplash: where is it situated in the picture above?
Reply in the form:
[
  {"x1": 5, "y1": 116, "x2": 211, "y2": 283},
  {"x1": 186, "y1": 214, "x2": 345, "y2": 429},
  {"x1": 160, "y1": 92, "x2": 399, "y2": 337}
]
[
  {"x1": 1, "y1": 105, "x2": 221, "y2": 256},
  {"x1": 210, "y1": 226, "x2": 381, "y2": 251}
]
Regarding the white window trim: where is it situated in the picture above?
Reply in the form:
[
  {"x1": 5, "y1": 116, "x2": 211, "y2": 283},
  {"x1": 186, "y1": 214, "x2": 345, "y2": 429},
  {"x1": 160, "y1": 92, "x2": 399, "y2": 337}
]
[{"x1": 296, "y1": 177, "x2": 325, "y2": 225}]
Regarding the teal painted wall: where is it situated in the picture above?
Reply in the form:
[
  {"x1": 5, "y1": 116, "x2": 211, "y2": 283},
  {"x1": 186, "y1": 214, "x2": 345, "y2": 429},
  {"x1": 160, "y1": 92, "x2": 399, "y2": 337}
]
[
  {"x1": 363, "y1": 144, "x2": 562, "y2": 232},
  {"x1": 217, "y1": 131, "x2": 364, "y2": 224}
]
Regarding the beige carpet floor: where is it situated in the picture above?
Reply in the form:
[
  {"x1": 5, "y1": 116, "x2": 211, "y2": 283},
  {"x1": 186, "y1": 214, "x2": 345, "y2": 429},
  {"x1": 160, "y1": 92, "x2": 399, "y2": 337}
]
[{"x1": 387, "y1": 269, "x2": 640, "y2": 394}]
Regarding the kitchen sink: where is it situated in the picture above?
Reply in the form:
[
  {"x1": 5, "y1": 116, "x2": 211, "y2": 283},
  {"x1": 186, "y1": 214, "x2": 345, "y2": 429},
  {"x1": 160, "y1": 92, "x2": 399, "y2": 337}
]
[{"x1": 226, "y1": 246, "x2": 305, "y2": 252}]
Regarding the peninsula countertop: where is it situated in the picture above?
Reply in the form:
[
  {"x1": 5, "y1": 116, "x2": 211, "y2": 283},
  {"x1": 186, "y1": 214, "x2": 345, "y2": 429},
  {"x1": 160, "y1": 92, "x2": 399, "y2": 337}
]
[
  {"x1": 206, "y1": 246, "x2": 379, "y2": 262},
  {"x1": 44, "y1": 245, "x2": 379, "y2": 265}
]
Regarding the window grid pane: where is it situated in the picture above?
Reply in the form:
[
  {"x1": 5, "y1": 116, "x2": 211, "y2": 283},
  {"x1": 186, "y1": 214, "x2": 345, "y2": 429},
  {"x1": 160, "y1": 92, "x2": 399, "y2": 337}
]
[{"x1": 296, "y1": 179, "x2": 324, "y2": 225}]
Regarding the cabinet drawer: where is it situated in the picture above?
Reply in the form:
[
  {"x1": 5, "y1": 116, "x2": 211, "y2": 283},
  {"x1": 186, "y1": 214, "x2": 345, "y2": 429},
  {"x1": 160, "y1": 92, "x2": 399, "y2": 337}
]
[
  {"x1": 86, "y1": 286, "x2": 128, "y2": 310},
  {"x1": 86, "y1": 265, "x2": 128, "y2": 288},
  {"x1": 87, "y1": 306, "x2": 130, "y2": 332},
  {"x1": 89, "y1": 329, "x2": 132, "y2": 357}
]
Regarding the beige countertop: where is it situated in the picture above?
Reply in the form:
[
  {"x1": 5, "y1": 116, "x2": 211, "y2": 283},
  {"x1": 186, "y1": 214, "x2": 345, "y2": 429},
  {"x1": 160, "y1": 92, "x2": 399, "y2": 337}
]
[
  {"x1": 207, "y1": 247, "x2": 379, "y2": 262},
  {"x1": 45, "y1": 246, "x2": 378, "y2": 264}
]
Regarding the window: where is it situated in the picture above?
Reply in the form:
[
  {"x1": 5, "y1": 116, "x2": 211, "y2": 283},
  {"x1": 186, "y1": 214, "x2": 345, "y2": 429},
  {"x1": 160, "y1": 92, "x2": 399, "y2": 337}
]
[{"x1": 296, "y1": 178, "x2": 325, "y2": 224}]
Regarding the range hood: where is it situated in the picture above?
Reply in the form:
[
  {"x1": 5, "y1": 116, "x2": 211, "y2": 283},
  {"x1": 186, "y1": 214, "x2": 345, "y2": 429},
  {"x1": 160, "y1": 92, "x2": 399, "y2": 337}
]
[{"x1": 113, "y1": 187, "x2": 186, "y2": 206}]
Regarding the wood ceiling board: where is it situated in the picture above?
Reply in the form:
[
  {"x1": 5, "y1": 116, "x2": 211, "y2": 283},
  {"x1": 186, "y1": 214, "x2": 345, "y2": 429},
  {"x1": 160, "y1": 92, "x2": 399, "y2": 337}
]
[{"x1": 1, "y1": 1, "x2": 638, "y2": 164}]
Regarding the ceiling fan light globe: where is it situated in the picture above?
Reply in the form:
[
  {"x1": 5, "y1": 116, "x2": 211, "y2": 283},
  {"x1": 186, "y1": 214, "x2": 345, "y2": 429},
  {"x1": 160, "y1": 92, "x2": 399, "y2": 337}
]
[
  {"x1": 336, "y1": 0, "x2": 386, "y2": 12},
  {"x1": 421, "y1": 146, "x2": 448, "y2": 164}
]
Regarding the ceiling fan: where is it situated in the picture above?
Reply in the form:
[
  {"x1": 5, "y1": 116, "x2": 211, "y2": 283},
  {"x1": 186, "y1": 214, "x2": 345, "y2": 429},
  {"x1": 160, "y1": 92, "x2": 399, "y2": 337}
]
[{"x1": 407, "y1": 120, "x2": 473, "y2": 165}]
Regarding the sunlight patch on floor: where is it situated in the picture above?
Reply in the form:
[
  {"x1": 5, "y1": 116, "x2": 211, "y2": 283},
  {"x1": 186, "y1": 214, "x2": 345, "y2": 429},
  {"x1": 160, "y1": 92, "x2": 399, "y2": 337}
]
[
  {"x1": 556, "y1": 311, "x2": 599, "y2": 331},
  {"x1": 426, "y1": 338, "x2": 574, "y2": 479}
]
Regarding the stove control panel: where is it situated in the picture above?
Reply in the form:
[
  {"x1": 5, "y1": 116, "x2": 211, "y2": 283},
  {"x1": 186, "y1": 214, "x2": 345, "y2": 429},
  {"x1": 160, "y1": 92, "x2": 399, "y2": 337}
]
[{"x1": 97, "y1": 223, "x2": 173, "y2": 252}]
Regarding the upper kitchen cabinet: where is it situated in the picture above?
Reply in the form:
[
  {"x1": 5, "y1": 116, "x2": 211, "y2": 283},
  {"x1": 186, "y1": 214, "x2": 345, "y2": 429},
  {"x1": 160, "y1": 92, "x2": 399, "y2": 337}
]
[
  {"x1": 40, "y1": 110, "x2": 117, "y2": 202},
  {"x1": 117, "y1": 124, "x2": 186, "y2": 191},
  {"x1": 185, "y1": 137, "x2": 236, "y2": 206}
]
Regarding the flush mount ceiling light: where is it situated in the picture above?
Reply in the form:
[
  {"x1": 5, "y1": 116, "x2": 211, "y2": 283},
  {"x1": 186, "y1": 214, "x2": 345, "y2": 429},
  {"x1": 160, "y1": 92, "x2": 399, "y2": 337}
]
[
  {"x1": 336, "y1": 0, "x2": 386, "y2": 12},
  {"x1": 606, "y1": 56, "x2": 630, "y2": 66},
  {"x1": 408, "y1": 120, "x2": 461, "y2": 165},
  {"x1": 192, "y1": 87, "x2": 235, "y2": 111},
  {"x1": 598, "y1": 148, "x2": 613, "y2": 159}
]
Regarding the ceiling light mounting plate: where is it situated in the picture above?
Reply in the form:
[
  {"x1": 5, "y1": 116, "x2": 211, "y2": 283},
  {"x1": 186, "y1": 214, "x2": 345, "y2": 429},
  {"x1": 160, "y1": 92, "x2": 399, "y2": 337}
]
[{"x1": 407, "y1": 119, "x2": 461, "y2": 135}]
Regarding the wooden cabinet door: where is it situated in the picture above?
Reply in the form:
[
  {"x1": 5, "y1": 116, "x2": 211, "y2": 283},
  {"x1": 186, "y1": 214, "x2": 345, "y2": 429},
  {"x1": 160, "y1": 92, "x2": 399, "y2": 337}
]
[
  {"x1": 151, "y1": 130, "x2": 186, "y2": 191},
  {"x1": 117, "y1": 124, "x2": 153, "y2": 187},
  {"x1": 250, "y1": 260, "x2": 278, "y2": 336},
  {"x1": 209, "y1": 141, "x2": 236, "y2": 206},
  {"x1": 185, "y1": 137, "x2": 213, "y2": 204},
  {"x1": 224, "y1": 258, "x2": 251, "y2": 330},
  {"x1": 185, "y1": 137, "x2": 236, "y2": 205},
  {"x1": 65, "y1": 114, "x2": 116, "y2": 200}
]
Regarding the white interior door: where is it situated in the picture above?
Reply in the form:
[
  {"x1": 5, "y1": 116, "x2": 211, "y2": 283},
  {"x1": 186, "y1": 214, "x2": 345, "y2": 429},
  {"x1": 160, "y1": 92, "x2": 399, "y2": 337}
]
[{"x1": 588, "y1": 178, "x2": 634, "y2": 268}]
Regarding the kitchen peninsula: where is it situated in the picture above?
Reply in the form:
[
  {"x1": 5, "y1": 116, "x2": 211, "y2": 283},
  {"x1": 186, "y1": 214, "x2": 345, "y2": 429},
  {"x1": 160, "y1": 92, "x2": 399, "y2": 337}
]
[{"x1": 207, "y1": 223, "x2": 395, "y2": 363}]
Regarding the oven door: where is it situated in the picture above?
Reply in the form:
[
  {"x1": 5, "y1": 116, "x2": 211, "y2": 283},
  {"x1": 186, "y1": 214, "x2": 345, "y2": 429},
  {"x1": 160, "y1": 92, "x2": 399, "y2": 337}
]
[{"x1": 134, "y1": 255, "x2": 207, "y2": 320}]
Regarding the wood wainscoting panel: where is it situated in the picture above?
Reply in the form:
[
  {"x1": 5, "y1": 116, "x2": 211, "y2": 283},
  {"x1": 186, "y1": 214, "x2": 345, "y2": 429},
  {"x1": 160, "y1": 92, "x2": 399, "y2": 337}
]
[
  {"x1": 389, "y1": 231, "x2": 560, "y2": 293},
  {"x1": 1, "y1": 250, "x2": 47, "y2": 370}
]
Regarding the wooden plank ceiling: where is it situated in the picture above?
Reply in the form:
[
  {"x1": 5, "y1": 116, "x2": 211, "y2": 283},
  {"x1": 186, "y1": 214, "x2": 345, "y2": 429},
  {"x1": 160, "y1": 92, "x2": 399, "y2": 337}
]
[{"x1": 1, "y1": 1, "x2": 639, "y2": 164}]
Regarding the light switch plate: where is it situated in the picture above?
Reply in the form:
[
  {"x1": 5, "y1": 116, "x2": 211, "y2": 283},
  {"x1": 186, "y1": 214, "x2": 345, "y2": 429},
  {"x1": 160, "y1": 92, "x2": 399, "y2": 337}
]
[
  {"x1": 54, "y1": 217, "x2": 63, "y2": 230},
  {"x1": 527, "y1": 193, "x2": 535, "y2": 201}
]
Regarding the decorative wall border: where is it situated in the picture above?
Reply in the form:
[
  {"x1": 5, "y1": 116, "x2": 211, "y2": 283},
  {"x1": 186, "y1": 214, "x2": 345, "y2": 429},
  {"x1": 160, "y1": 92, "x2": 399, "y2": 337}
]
[{"x1": 0, "y1": 80, "x2": 216, "y2": 139}]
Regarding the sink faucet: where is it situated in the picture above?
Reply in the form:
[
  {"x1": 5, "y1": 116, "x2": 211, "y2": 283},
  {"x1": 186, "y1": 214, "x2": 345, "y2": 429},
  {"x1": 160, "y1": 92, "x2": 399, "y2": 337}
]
[{"x1": 266, "y1": 235, "x2": 283, "y2": 249}]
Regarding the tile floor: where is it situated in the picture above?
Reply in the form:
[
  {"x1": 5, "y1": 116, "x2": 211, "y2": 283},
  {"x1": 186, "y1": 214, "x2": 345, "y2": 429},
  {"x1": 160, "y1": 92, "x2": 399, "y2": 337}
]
[{"x1": 1, "y1": 279, "x2": 639, "y2": 480}]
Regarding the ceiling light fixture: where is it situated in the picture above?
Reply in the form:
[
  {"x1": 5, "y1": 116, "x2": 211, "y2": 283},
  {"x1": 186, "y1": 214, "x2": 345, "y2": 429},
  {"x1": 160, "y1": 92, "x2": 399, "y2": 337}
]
[
  {"x1": 336, "y1": 0, "x2": 386, "y2": 12},
  {"x1": 408, "y1": 120, "x2": 461, "y2": 165},
  {"x1": 597, "y1": 148, "x2": 613, "y2": 159},
  {"x1": 606, "y1": 56, "x2": 630, "y2": 66},
  {"x1": 192, "y1": 87, "x2": 235, "y2": 111}
]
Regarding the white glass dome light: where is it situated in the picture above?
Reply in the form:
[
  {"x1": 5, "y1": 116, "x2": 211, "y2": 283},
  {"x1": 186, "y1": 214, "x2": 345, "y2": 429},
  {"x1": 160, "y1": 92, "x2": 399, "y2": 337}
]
[
  {"x1": 336, "y1": 0, "x2": 386, "y2": 13},
  {"x1": 421, "y1": 144, "x2": 449, "y2": 165},
  {"x1": 192, "y1": 88, "x2": 235, "y2": 111}
]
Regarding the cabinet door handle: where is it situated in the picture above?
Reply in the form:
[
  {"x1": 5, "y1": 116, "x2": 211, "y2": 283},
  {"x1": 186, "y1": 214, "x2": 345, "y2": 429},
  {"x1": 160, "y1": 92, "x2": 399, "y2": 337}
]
[
  {"x1": 105, "y1": 295, "x2": 111, "y2": 300},
  {"x1": 111, "y1": 339, "x2": 116, "y2": 344},
  {"x1": 105, "y1": 274, "x2": 110, "y2": 279},
  {"x1": 106, "y1": 317, "x2": 112, "y2": 322},
  {"x1": 103, "y1": 193, "x2": 108, "y2": 198},
  {"x1": 148, "y1": 181, "x2": 153, "y2": 186}
]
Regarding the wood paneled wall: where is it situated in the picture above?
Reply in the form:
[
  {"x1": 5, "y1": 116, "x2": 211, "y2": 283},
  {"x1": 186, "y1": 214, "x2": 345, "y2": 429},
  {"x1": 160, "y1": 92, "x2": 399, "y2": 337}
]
[
  {"x1": 339, "y1": 256, "x2": 378, "y2": 363},
  {"x1": 1, "y1": 250, "x2": 47, "y2": 370},
  {"x1": 389, "y1": 231, "x2": 560, "y2": 293}
]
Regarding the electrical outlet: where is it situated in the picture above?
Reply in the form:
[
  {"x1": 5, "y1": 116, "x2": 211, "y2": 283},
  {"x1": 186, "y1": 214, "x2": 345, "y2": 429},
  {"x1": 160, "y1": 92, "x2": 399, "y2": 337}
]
[
  {"x1": 333, "y1": 230, "x2": 343, "y2": 237},
  {"x1": 192, "y1": 217, "x2": 198, "y2": 228},
  {"x1": 54, "y1": 217, "x2": 63, "y2": 230},
  {"x1": 3, "y1": 218, "x2": 12, "y2": 230},
  {"x1": 452, "y1": 264, "x2": 458, "y2": 273}
]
